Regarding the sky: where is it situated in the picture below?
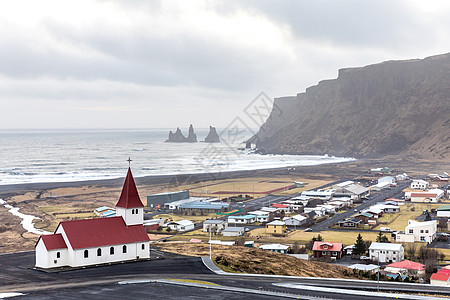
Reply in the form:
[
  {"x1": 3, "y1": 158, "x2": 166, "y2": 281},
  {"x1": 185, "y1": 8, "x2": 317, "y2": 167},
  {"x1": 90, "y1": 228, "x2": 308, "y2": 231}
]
[{"x1": 1, "y1": 0, "x2": 450, "y2": 129}]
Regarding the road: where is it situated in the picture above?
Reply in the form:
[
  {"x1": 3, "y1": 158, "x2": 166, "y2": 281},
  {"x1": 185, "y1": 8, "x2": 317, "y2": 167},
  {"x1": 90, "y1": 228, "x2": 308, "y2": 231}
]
[
  {"x1": 0, "y1": 251, "x2": 448, "y2": 299},
  {"x1": 310, "y1": 181, "x2": 411, "y2": 232}
]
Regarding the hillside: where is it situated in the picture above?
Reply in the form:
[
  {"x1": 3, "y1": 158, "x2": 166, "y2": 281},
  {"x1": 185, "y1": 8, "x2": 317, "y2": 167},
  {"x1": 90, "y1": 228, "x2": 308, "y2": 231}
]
[{"x1": 250, "y1": 53, "x2": 450, "y2": 160}]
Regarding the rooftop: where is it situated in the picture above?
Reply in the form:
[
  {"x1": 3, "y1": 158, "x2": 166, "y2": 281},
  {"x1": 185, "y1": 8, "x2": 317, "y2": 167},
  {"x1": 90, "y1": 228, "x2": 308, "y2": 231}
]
[
  {"x1": 312, "y1": 241, "x2": 343, "y2": 251},
  {"x1": 228, "y1": 214, "x2": 256, "y2": 220},
  {"x1": 369, "y1": 242, "x2": 403, "y2": 251},
  {"x1": 259, "y1": 243, "x2": 289, "y2": 250},
  {"x1": 266, "y1": 220, "x2": 285, "y2": 226},
  {"x1": 386, "y1": 260, "x2": 425, "y2": 270},
  {"x1": 222, "y1": 227, "x2": 244, "y2": 232}
]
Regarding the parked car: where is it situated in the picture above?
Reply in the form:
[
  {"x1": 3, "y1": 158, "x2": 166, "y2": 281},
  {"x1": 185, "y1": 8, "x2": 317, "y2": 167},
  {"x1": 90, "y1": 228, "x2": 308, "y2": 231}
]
[
  {"x1": 305, "y1": 228, "x2": 312, "y2": 232},
  {"x1": 380, "y1": 227, "x2": 392, "y2": 232},
  {"x1": 360, "y1": 256, "x2": 370, "y2": 261}
]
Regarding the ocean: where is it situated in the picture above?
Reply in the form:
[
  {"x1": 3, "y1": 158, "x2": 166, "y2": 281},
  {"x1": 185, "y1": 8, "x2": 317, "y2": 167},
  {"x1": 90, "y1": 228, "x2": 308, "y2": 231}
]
[{"x1": 0, "y1": 129, "x2": 355, "y2": 185}]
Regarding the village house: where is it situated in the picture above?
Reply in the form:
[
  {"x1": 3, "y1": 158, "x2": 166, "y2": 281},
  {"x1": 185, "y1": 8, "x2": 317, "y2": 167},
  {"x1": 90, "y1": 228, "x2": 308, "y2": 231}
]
[
  {"x1": 301, "y1": 189, "x2": 335, "y2": 201},
  {"x1": 266, "y1": 220, "x2": 287, "y2": 235},
  {"x1": 354, "y1": 212, "x2": 376, "y2": 224},
  {"x1": 203, "y1": 219, "x2": 228, "y2": 233},
  {"x1": 228, "y1": 214, "x2": 257, "y2": 224},
  {"x1": 332, "y1": 181, "x2": 370, "y2": 200},
  {"x1": 378, "y1": 176, "x2": 396, "y2": 185},
  {"x1": 35, "y1": 168, "x2": 150, "y2": 269},
  {"x1": 338, "y1": 217, "x2": 362, "y2": 228},
  {"x1": 259, "y1": 243, "x2": 289, "y2": 254},
  {"x1": 369, "y1": 242, "x2": 404, "y2": 264},
  {"x1": 271, "y1": 203, "x2": 291, "y2": 213},
  {"x1": 222, "y1": 227, "x2": 245, "y2": 237},
  {"x1": 312, "y1": 241, "x2": 343, "y2": 260},
  {"x1": 431, "y1": 270, "x2": 450, "y2": 286},
  {"x1": 410, "y1": 179, "x2": 429, "y2": 190},
  {"x1": 406, "y1": 189, "x2": 444, "y2": 203},
  {"x1": 284, "y1": 214, "x2": 307, "y2": 227},
  {"x1": 167, "y1": 219, "x2": 195, "y2": 232},
  {"x1": 394, "y1": 220, "x2": 437, "y2": 244},
  {"x1": 248, "y1": 210, "x2": 273, "y2": 223},
  {"x1": 437, "y1": 205, "x2": 450, "y2": 218},
  {"x1": 384, "y1": 260, "x2": 425, "y2": 278},
  {"x1": 396, "y1": 173, "x2": 408, "y2": 181}
]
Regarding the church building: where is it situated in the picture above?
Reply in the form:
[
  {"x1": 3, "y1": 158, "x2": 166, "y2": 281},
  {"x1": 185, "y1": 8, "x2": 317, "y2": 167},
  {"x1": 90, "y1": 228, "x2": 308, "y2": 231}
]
[{"x1": 35, "y1": 168, "x2": 150, "y2": 269}]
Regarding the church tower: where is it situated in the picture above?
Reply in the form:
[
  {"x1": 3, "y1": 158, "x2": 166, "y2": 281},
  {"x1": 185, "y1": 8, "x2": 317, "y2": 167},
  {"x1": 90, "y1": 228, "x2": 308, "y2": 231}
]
[{"x1": 115, "y1": 167, "x2": 144, "y2": 226}]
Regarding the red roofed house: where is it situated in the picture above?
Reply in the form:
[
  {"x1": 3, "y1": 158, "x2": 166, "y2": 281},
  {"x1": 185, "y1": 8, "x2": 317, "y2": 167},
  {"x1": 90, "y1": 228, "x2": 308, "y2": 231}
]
[
  {"x1": 312, "y1": 241, "x2": 343, "y2": 260},
  {"x1": 271, "y1": 203, "x2": 290, "y2": 212},
  {"x1": 35, "y1": 168, "x2": 150, "y2": 269},
  {"x1": 384, "y1": 260, "x2": 425, "y2": 277},
  {"x1": 431, "y1": 273, "x2": 450, "y2": 286}
]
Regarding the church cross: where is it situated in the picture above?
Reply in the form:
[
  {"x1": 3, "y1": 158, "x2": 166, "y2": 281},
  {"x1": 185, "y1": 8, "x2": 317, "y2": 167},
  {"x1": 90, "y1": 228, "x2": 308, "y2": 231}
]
[{"x1": 127, "y1": 157, "x2": 132, "y2": 168}]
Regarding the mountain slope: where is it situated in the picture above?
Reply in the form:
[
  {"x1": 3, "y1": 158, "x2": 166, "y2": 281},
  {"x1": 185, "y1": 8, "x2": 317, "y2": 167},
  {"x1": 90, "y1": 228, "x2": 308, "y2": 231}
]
[{"x1": 251, "y1": 53, "x2": 450, "y2": 160}]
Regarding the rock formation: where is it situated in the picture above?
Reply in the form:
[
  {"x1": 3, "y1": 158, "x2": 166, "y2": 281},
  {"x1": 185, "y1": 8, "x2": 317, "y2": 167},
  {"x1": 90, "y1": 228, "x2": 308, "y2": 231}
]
[
  {"x1": 166, "y1": 125, "x2": 198, "y2": 143},
  {"x1": 204, "y1": 126, "x2": 220, "y2": 143},
  {"x1": 249, "y1": 53, "x2": 450, "y2": 160}
]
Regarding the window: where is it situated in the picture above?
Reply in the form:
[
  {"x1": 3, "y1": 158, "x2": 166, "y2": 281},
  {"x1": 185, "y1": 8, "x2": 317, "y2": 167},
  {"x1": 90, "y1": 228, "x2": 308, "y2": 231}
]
[
  {"x1": 425, "y1": 230, "x2": 429, "y2": 233},
  {"x1": 332, "y1": 252, "x2": 337, "y2": 256},
  {"x1": 420, "y1": 236, "x2": 425, "y2": 242},
  {"x1": 123, "y1": 245, "x2": 127, "y2": 253},
  {"x1": 420, "y1": 230, "x2": 423, "y2": 233},
  {"x1": 322, "y1": 251, "x2": 326, "y2": 255},
  {"x1": 56, "y1": 252, "x2": 60, "y2": 258},
  {"x1": 142, "y1": 244, "x2": 145, "y2": 250},
  {"x1": 84, "y1": 250, "x2": 89, "y2": 258},
  {"x1": 110, "y1": 247, "x2": 114, "y2": 255},
  {"x1": 393, "y1": 252, "x2": 396, "y2": 255},
  {"x1": 409, "y1": 229, "x2": 413, "y2": 234},
  {"x1": 97, "y1": 248, "x2": 102, "y2": 256}
]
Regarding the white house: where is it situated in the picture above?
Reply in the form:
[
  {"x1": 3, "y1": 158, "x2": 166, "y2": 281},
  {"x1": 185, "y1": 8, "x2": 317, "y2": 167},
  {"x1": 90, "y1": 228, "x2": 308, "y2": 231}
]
[
  {"x1": 228, "y1": 214, "x2": 257, "y2": 224},
  {"x1": 406, "y1": 189, "x2": 444, "y2": 203},
  {"x1": 396, "y1": 173, "x2": 408, "y2": 181},
  {"x1": 203, "y1": 219, "x2": 227, "y2": 233},
  {"x1": 222, "y1": 227, "x2": 245, "y2": 237},
  {"x1": 284, "y1": 214, "x2": 307, "y2": 227},
  {"x1": 410, "y1": 179, "x2": 429, "y2": 190},
  {"x1": 259, "y1": 243, "x2": 289, "y2": 254},
  {"x1": 301, "y1": 189, "x2": 335, "y2": 200},
  {"x1": 167, "y1": 219, "x2": 195, "y2": 232},
  {"x1": 378, "y1": 176, "x2": 395, "y2": 185},
  {"x1": 394, "y1": 220, "x2": 437, "y2": 244},
  {"x1": 369, "y1": 242, "x2": 404, "y2": 264},
  {"x1": 35, "y1": 168, "x2": 150, "y2": 269},
  {"x1": 437, "y1": 205, "x2": 450, "y2": 218}
]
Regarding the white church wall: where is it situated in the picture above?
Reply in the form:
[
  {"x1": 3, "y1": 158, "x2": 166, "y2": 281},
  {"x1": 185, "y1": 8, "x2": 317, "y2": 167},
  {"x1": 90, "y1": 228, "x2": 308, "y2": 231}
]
[
  {"x1": 35, "y1": 239, "x2": 69, "y2": 268},
  {"x1": 116, "y1": 207, "x2": 143, "y2": 226}
]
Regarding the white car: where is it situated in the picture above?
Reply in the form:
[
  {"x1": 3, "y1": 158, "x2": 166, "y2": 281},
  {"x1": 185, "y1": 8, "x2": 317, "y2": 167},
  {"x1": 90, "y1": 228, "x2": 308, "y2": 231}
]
[
  {"x1": 305, "y1": 228, "x2": 312, "y2": 232},
  {"x1": 360, "y1": 256, "x2": 370, "y2": 260}
]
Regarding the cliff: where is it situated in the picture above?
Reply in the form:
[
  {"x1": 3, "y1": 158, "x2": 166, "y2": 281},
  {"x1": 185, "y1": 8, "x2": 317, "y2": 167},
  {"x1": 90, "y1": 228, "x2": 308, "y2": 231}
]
[
  {"x1": 250, "y1": 53, "x2": 450, "y2": 160},
  {"x1": 166, "y1": 124, "x2": 198, "y2": 143},
  {"x1": 204, "y1": 126, "x2": 220, "y2": 143}
]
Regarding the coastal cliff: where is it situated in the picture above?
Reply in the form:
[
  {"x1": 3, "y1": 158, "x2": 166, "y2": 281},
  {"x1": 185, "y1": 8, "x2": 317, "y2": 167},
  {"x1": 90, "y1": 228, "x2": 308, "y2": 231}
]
[
  {"x1": 166, "y1": 124, "x2": 198, "y2": 143},
  {"x1": 250, "y1": 53, "x2": 450, "y2": 160}
]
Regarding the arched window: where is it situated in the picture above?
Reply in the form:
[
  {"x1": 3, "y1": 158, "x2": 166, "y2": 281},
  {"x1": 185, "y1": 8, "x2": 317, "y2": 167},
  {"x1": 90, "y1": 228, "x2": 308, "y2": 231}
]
[
  {"x1": 56, "y1": 252, "x2": 60, "y2": 258},
  {"x1": 123, "y1": 245, "x2": 127, "y2": 254},
  {"x1": 110, "y1": 247, "x2": 114, "y2": 255},
  {"x1": 84, "y1": 250, "x2": 89, "y2": 258},
  {"x1": 141, "y1": 244, "x2": 145, "y2": 250},
  {"x1": 97, "y1": 248, "x2": 102, "y2": 256}
]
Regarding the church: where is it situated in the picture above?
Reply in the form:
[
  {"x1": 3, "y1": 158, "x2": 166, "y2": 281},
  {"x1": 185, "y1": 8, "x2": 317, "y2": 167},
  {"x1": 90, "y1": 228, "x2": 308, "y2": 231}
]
[{"x1": 35, "y1": 167, "x2": 150, "y2": 269}]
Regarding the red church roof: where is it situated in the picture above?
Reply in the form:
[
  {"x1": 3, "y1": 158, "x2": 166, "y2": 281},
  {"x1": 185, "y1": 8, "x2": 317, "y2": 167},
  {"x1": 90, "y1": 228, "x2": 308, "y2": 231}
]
[
  {"x1": 116, "y1": 168, "x2": 144, "y2": 208},
  {"x1": 59, "y1": 217, "x2": 149, "y2": 249},
  {"x1": 39, "y1": 233, "x2": 67, "y2": 250},
  {"x1": 386, "y1": 260, "x2": 425, "y2": 270}
]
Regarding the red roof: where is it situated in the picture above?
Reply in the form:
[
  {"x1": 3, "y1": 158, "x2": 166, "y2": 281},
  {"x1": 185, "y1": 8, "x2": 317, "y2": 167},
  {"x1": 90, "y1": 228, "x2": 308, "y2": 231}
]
[
  {"x1": 116, "y1": 168, "x2": 144, "y2": 208},
  {"x1": 437, "y1": 269, "x2": 450, "y2": 275},
  {"x1": 386, "y1": 260, "x2": 425, "y2": 270},
  {"x1": 431, "y1": 273, "x2": 450, "y2": 281},
  {"x1": 272, "y1": 203, "x2": 289, "y2": 208},
  {"x1": 59, "y1": 217, "x2": 149, "y2": 249},
  {"x1": 410, "y1": 193, "x2": 437, "y2": 198},
  {"x1": 312, "y1": 241, "x2": 343, "y2": 251},
  {"x1": 40, "y1": 233, "x2": 67, "y2": 250}
]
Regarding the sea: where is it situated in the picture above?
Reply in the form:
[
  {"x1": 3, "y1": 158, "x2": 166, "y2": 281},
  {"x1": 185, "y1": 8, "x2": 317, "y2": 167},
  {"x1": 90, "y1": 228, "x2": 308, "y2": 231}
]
[{"x1": 0, "y1": 129, "x2": 355, "y2": 185}]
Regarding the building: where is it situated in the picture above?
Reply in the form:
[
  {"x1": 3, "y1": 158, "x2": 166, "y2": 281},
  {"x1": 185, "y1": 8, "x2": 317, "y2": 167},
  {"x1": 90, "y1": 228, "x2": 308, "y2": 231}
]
[
  {"x1": 354, "y1": 212, "x2": 376, "y2": 224},
  {"x1": 312, "y1": 241, "x2": 343, "y2": 260},
  {"x1": 271, "y1": 203, "x2": 290, "y2": 212},
  {"x1": 228, "y1": 214, "x2": 257, "y2": 224},
  {"x1": 368, "y1": 242, "x2": 404, "y2": 263},
  {"x1": 94, "y1": 206, "x2": 114, "y2": 216},
  {"x1": 348, "y1": 264, "x2": 379, "y2": 273},
  {"x1": 147, "y1": 190, "x2": 189, "y2": 209},
  {"x1": 410, "y1": 179, "x2": 429, "y2": 190},
  {"x1": 430, "y1": 270, "x2": 450, "y2": 286},
  {"x1": 378, "y1": 176, "x2": 395, "y2": 185},
  {"x1": 396, "y1": 173, "x2": 408, "y2": 181},
  {"x1": 222, "y1": 227, "x2": 245, "y2": 237},
  {"x1": 179, "y1": 201, "x2": 230, "y2": 214},
  {"x1": 35, "y1": 168, "x2": 150, "y2": 269},
  {"x1": 384, "y1": 260, "x2": 425, "y2": 277},
  {"x1": 167, "y1": 220, "x2": 194, "y2": 232},
  {"x1": 371, "y1": 204, "x2": 399, "y2": 213},
  {"x1": 338, "y1": 217, "x2": 362, "y2": 228},
  {"x1": 370, "y1": 167, "x2": 392, "y2": 174},
  {"x1": 332, "y1": 181, "x2": 370, "y2": 200},
  {"x1": 394, "y1": 220, "x2": 437, "y2": 244},
  {"x1": 437, "y1": 205, "x2": 450, "y2": 218},
  {"x1": 203, "y1": 219, "x2": 228, "y2": 233},
  {"x1": 407, "y1": 189, "x2": 444, "y2": 203},
  {"x1": 259, "y1": 243, "x2": 289, "y2": 254},
  {"x1": 265, "y1": 220, "x2": 286, "y2": 235},
  {"x1": 301, "y1": 189, "x2": 335, "y2": 200},
  {"x1": 370, "y1": 181, "x2": 391, "y2": 191},
  {"x1": 284, "y1": 214, "x2": 307, "y2": 227}
]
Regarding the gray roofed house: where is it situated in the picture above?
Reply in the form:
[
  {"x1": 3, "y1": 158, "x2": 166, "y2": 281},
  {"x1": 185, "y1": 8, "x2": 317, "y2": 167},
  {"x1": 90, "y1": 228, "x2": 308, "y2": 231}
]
[
  {"x1": 222, "y1": 226, "x2": 245, "y2": 237},
  {"x1": 203, "y1": 219, "x2": 228, "y2": 233}
]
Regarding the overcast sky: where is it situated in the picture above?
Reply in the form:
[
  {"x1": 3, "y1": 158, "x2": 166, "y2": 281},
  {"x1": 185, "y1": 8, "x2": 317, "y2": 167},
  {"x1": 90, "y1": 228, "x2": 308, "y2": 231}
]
[{"x1": 1, "y1": 0, "x2": 450, "y2": 129}]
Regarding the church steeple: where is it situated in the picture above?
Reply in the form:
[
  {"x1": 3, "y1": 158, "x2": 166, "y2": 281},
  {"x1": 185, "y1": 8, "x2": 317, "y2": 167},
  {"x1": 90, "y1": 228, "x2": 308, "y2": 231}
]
[{"x1": 116, "y1": 165, "x2": 144, "y2": 226}]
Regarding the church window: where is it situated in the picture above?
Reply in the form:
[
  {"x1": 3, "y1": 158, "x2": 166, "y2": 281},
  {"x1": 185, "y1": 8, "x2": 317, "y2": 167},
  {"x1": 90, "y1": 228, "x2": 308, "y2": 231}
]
[
  {"x1": 97, "y1": 248, "x2": 102, "y2": 256},
  {"x1": 56, "y1": 252, "x2": 60, "y2": 258},
  {"x1": 84, "y1": 250, "x2": 89, "y2": 258},
  {"x1": 123, "y1": 245, "x2": 127, "y2": 253},
  {"x1": 142, "y1": 244, "x2": 145, "y2": 250},
  {"x1": 110, "y1": 247, "x2": 114, "y2": 255}
]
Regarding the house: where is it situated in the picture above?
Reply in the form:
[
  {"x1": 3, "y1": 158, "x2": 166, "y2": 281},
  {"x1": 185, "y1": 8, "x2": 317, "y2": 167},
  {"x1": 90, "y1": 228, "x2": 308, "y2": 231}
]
[
  {"x1": 271, "y1": 203, "x2": 290, "y2": 212},
  {"x1": 369, "y1": 242, "x2": 404, "y2": 263},
  {"x1": 396, "y1": 173, "x2": 408, "y2": 181},
  {"x1": 94, "y1": 206, "x2": 114, "y2": 216},
  {"x1": 289, "y1": 196, "x2": 310, "y2": 207},
  {"x1": 222, "y1": 227, "x2": 245, "y2": 237},
  {"x1": 378, "y1": 176, "x2": 395, "y2": 185},
  {"x1": 370, "y1": 181, "x2": 391, "y2": 191},
  {"x1": 394, "y1": 220, "x2": 437, "y2": 244},
  {"x1": 354, "y1": 212, "x2": 376, "y2": 224},
  {"x1": 284, "y1": 214, "x2": 307, "y2": 227},
  {"x1": 371, "y1": 204, "x2": 399, "y2": 213},
  {"x1": 370, "y1": 167, "x2": 392, "y2": 174},
  {"x1": 167, "y1": 220, "x2": 195, "y2": 232},
  {"x1": 407, "y1": 189, "x2": 444, "y2": 203},
  {"x1": 35, "y1": 168, "x2": 150, "y2": 269},
  {"x1": 384, "y1": 260, "x2": 425, "y2": 277},
  {"x1": 349, "y1": 264, "x2": 379, "y2": 273},
  {"x1": 338, "y1": 217, "x2": 362, "y2": 228},
  {"x1": 304, "y1": 206, "x2": 326, "y2": 218},
  {"x1": 332, "y1": 181, "x2": 370, "y2": 200},
  {"x1": 266, "y1": 220, "x2": 286, "y2": 235},
  {"x1": 316, "y1": 204, "x2": 336, "y2": 214},
  {"x1": 203, "y1": 219, "x2": 227, "y2": 233},
  {"x1": 437, "y1": 205, "x2": 450, "y2": 218},
  {"x1": 248, "y1": 210, "x2": 273, "y2": 223},
  {"x1": 259, "y1": 243, "x2": 289, "y2": 254},
  {"x1": 344, "y1": 245, "x2": 355, "y2": 255},
  {"x1": 312, "y1": 241, "x2": 343, "y2": 259},
  {"x1": 430, "y1": 273, "x2": 450, "y2": 286},
  {"x1": 411, "y1": 179, "x2": 429, "y2": 190},
  {"x1": 228, "y1": 214, "x2": 257, "y2": 224},
  {"x1": 301, "y1": 189, "x2": 336, "y2": 200}
]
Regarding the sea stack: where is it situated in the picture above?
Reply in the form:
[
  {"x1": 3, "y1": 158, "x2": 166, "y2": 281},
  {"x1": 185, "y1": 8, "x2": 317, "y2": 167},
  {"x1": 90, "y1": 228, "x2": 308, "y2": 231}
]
[
  {"x1": 204, "y1": 126, "x2": 220, "y2": 143},
  {"x1": 187, "y1": 124, "x2": 198, "y2": 142},
  {"x1": 165, "y1": 125, "x2": 198, "y2": 143}
]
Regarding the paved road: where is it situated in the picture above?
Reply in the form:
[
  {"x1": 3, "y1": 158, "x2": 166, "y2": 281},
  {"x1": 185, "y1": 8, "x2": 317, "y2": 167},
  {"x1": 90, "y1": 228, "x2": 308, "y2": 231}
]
[
  {"x1": 1, "y1": 251, "x2": 448, "y2": 299},
  {"x1": 310, "y1": 181, "x2": 411, "y2": 232}
]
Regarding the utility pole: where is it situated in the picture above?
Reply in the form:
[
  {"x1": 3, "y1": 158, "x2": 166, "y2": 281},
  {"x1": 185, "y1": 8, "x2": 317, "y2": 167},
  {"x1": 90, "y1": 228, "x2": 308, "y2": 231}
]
[
  {"x1": 377, "y1": 251, "x2": 380, "y2": 293},
  {"x1": 209, "y1": 227, "x2": 212, "y2": 259}
]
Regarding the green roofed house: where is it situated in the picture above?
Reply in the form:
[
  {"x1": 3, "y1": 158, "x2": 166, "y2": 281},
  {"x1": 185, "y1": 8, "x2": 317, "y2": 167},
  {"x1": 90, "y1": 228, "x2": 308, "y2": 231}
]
[{"x1": 437, "y1": 205, "x2": 450, "y2": 218}]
